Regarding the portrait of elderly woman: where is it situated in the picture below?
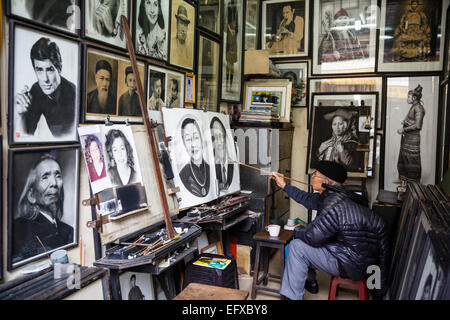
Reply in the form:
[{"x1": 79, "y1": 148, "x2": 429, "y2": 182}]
[
  {"x1": 83, "y1": 134, "x2": 107, "y2": 182},
  {"x1": 311, "y1": 107, "x2": 364, "y2": 174},
  {"x1": 105, "y1": 129, "x2": 138, "y2": 186},
  {"x1": 10, "y1": 150, "x2": 78, "y2": 267},
  {"x1": 135, "y1": 0, "x2": 168, "y2": 60}
]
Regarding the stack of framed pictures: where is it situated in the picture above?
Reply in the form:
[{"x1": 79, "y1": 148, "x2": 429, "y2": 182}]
[{"x1": 388, "y1": 181, "x2": 450, "y2": 300}]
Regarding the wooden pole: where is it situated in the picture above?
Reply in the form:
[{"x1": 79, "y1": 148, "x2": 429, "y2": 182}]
[{"x1": 121, "y1": 16, "x2": 174, "y2": 238}]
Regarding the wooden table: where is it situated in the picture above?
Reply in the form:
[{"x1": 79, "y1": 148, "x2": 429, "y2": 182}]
[
  {"x1": 173, "y1": 282, "x2": 249, "y2": 300},
  {"x1": 251, "y1": 229, "x2": 293, "y2": 299}
]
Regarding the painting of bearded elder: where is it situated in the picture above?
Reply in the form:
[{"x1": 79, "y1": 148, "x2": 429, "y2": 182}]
[{"x1": 8, "y1": 147, "x2": 79, "y2": 269}]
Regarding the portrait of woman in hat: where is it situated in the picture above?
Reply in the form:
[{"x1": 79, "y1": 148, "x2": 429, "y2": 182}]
[
  {"x1": 318, "y1": 7, "x2": 366, "y2": 63},
  {"x1": 136, "y1": 0, "x2": 168, "y2": 60},
  {"x1": 316, "y1": 108, "x2": 359, "y2": 170}
]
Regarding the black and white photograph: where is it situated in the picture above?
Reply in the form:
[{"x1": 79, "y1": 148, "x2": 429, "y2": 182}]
[
  {"x1": 198, "y1": 35, "x2": 220, "y2": 111},
  {"x1": 119, "y1": 272, "x2": 154, "y2": 300},
  {"x1": 221, "y1": 0, "x2": 244, "y2": 102},
  {"x1": 7, "y1": 0, "x2": 79, "y2": 35},
  {"x1": 134, "y1": 0, "x2": 169, "y2": 61},
  {"x1": 170, "y1": 0, "x2": 196, "y2": 70},
  {"x1": 103, "y1": 125, "x2": 143, "y2": 188},
  {"x1": 308, "y1": 104, "x2": 368, "y2": 176},
  {"x1": 162, "y1": 108, "x2": 217, "y2": 209},
  {"x1": 83, "y1": 0, "x2": 129, "y2": 49},
  {"x1": 384, "y1": 76, "x2": 439, "y2": 191},
  {"x1": 85, "y1": 48, "x2": 145, "y2": 123},
  {"x1": 8, "y1": 146, "x2": 80, "y2": 270},
  {"x1": 275, "y1": 61, "x2": 308, "y2": 107},
  {"x1": 147, "y1": 65, "x2": 166, "y2": 111},
  {"x1": 378, "y1": 0, "x2": 449, "y2": 72},
  {"x1": 207, "y1": 113, "x2": 240, "y2": 195},
  {"x1": 262, "y1": 0, "x2": 309, "y2": 58},
  {"x1": 313, "y1": 0, "x2": 378, "y2": 75},
  {"x1": 167, "y1": 72, "x2": 185, "y2": 108},
  {"x1": 198, "y1": 0, "x2": 221, "y2": 35},
  {"x1": 10, "y1": 23, "x2": 80, "y2": 145}
]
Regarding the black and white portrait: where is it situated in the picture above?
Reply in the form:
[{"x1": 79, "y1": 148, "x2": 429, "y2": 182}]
[
  {"x1": 117, "y1": 65, "x2": 142, "y2": 117},
  {"x1": 11, "y1": 24, "x2": 80, "y2": 144},
  {"x1": 313, "y1": 0, "x2": 378, "y2": 74},
  {"x1": 310, "y1": 106, "x2": 365, "y2": 175},
  {"x1": 9, "y1": 0, "x2": 79, "y2": 34},
  {"x1": 208, "y1": 113, "x2": 240, "y2": 195},
  {"x1": 119, "y1": 272, "x2": 154, "y2": 300},
  {"x1": 162, "y1": 108, "x2": 216, "y2": 209},
  {"x1": 170, "y1": 0, "x2": 195, "y2": 70},
  {"x1": 414, "y1": 243, "x2": 441, "y2": 300},
  {"x1": 166, "y1": 72, "x2": 185, "y2": 108},
  {"x1": 384, "y1": 76, "x2": 439, "y2": 191},
  {"x1": 135, "y1": 0, "x2": 169, "y2": 61},
  {"x1": 84, "y1": 0, "x2": 128, "y2": 49},
  {"x1": 103, "y1": 125, "x2": 143, "y2": 187},
  {"x1": 148, "y1": 66, "x2": 166, "y2": 111},
  {"x1": 8, "y1": 147, "x2": 79, "y2": 269}
]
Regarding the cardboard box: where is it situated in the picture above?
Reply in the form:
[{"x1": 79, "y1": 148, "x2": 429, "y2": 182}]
[
  {"x1": 244, "y1": 49, "x2": 270, "y2": 75},
  {"x1": 236, "y1": 245, "x2": 252, "y2": 275}
]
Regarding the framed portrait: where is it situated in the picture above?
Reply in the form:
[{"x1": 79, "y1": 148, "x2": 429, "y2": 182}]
[
  {"x1": 134, "y1": 0, "x2": 170, "y2": 61},
  {"x1": 245, "y1": 0, "x2": 260, "y2": 50},
  {"x1": 309, "y1": 77, "x2": 383, "y2": 130},
  {"x1": 243, "y1": 79, "x2": 292, "y2": 122},
  {"x1": 198, "y1": 0, "x2": 221, "y2": 35},
  {"x1": 84, "y1": 47, "x2": 146, "y2": 123},
  {"x1": 119, "y1": 272, "x2": 154, "y2": 300},
  {"x1": 377, "y1": 0, "x2": 450, "y2": 73},
  {"x1": 7, "y1": 145, "x2": 80, "y2": 270},
  {"x1": 161, "y1": 108, "x2": 217, "y2": 209},
  {"x1": 198, "y1": 35, "x2": 220, "y2": 111},
  {"x1": 312, "y1": 0, "x2": 378, "y2": 75},
  {"x1": 185, "y1": 72, "x2": 196, "y2": 104},
  {"x1": 308, "y1": 93, "x2": 377, "y2": 177},
  {"x1": 383, "y1": 76, "x2": 439, "y2": 191},
  {"x1": 275, "y1": 61, "x2": 308, "y2": 107},
  {"x1": 201, "y1": 242, "x2": 224, "y2": 255},
  {"x1": 221, "y1": 0, "x2": 244, "y2": 102},
  {"x1": 147, "y1": 65, "x2": 185, "y2": 111},
  {"x1": 6, "y1": 0, "x2": 80, "y2": 36},
  {"x1": 261, "y1": 0, "x2": 309, "y2": 58},
  {"x1": 444, "y1": 5, "x2": 450, "y2": 82},
  {"x1": 8, "y1": 22, "x2": 81, "y2": 145},
  {"x1": 82, "y1": 0, "x2": 130, "y2": 50},
  {"x1": 170, "y1": 0, "x2": 196, "y2": 70}
]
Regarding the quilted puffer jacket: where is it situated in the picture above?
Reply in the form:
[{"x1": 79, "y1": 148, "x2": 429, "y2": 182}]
[{"x1": 294, "y1": 184, "x2": 388, "y2": 295}]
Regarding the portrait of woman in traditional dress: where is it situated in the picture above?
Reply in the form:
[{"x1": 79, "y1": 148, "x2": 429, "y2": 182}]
[
  {"x1": 397, "y1": 84, "x2": 425, "y2": 183},
  {"x1": 135, "y1": 0, "x2": 168, "y2": 60},
  {"x1": 105, "y1": 129, "x2": 138, "y2": 186}
]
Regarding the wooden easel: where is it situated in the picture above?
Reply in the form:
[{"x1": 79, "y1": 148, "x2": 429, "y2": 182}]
[{"x1": 121, "y1": 16, "x2": 174, "y2": 238}]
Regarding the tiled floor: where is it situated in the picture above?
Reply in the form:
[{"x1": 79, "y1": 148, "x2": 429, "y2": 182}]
[{"x1": 239, "y1": 249, "x2": 359, "y2": 300}]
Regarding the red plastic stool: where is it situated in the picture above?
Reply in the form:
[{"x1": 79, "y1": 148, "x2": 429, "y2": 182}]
[{"x1": 328, "y1": 276, "x2": 369, "y2": 300}]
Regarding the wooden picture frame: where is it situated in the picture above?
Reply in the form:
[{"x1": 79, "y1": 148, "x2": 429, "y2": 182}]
[
  {"x1": 5, "y1": 0, "x2": 80, "y2": 37},
  {"x1": 8, "y1": 20, "x2": 81, "y2": 145},
  {"x1": 221, "y1": 0, "x2": 245, "y2": 103},
  {"x1": 243, "y1": 79, "x2": 292, "y2": 122},
  {"x1": 7, "y1": 145, "x2": 80, "y2": 270},
  {"x1": 377, "y1": 0, "x2": 450, "y2": 73},
  {"x1": 82, "y1": 45, "x2": 146, "y2": 124},
  {"x1": 81, "y1": 0, "x2": 131, "y2": 51},
  {"x1": 201, "y1": 241, "x2": 224, "y2": 255},
  {"x1": 185, "y1": 72, "x2": 196, "y2": 104},
  {"x1": 261, "y1": 0, "x2": 309, "y2": 58},
  {"x1": 197, "y1": 34, "x2": 221, "y2": 111},
  {"x1": 245, "y1": 0, "x2": 260, "y2": 50},
  {"x1": 312, "y1": 0, "x2": 378, "y2": 75}
]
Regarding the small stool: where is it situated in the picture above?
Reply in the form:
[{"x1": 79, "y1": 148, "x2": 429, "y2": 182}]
[
  {"x1": 328, "y1": 276, "x2": 369, "y2": 300},
  {"x1": 251, "y1": 229, "x2": 293, "y2": 299}
]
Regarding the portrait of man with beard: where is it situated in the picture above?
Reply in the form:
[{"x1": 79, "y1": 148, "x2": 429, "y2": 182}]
[
  {"x1": 11, "y1": 154, "x2": 74, "y2": 265},
  {"x1": 87, "y1": 59, "x2": 117, "y2": 115}
]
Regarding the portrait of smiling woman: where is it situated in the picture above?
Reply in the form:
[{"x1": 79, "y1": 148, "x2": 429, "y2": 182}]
[
  {"x1": 135, "y1": 0, "x2": 169, "y2": 60},
  {"x1": 105, "y1": 128, "x2": 138, "y2": 186}
]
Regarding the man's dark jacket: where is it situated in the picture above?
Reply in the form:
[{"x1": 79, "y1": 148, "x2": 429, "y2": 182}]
[{"x1": 285, "y1": 183, "x2": 388, "y2": 295}]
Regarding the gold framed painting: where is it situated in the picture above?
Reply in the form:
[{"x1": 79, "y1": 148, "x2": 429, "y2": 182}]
[{"x1": 185, "y1": 72, "x2": 196, "y2": 104}]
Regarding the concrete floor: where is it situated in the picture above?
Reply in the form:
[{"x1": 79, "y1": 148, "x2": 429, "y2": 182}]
[{"x1": 238, "y1": 249, "x2": 360, "y2": 300}]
